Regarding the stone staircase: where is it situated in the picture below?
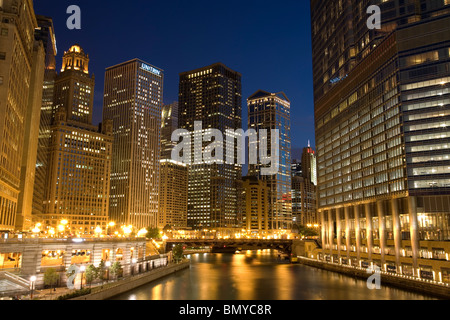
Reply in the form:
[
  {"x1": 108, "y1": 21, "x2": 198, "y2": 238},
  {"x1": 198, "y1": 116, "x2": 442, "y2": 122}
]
[{"x1": 0, "y1": 272, "x2": 30, "y2": 297}]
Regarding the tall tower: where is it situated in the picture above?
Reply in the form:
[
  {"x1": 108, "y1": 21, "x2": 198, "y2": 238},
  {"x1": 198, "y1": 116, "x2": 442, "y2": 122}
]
[
  {"x1": 32, "y1": 15, "x2": 57, "y2": 221},
  {"x1": 179, "y1": 63, "x2": 242, "y2": 230},
  {"x1": 104, "y1": 59, "x2": 163, "y2": 229},
  {"x1": 301, "y1": 145, "x2": 317, "y2": 186},
  {"x1": 0, "y1": 0, "x2": 40, "y2": 232},
  {"x1": 161, "y1": 102, "x2": 179, "y2": 160},
  {"x1": 248, "y1": 90, "x2": 292, "y2": 232},
  {"x1": 53, "y1": 45, "x2": 94, "y2": 125},
  {"x1": 43, "y1": 45, "x2": 113, "y2": 236},
  {"x1": 311, "y1": 0, "x2": 450, "y2": 277}
]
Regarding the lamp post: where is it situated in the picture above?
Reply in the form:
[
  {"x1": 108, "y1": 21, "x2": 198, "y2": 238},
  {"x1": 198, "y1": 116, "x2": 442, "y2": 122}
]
[
  {"x1": 105, "y1": 261, "x2": 111, "y2": 282},
  {"x1": 80, "y1": 266, "x2": 86, "y2": 290},
  {"x1": 29, "y1": 276, "x2": 36, "y2": 300}
]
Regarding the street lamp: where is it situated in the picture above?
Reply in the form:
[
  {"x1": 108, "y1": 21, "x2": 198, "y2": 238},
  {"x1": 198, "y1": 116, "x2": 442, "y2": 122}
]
[
  {"x1": 80, "y1": 266, "x2": 86, "y2": 289},
  {"x1": 30, "y1": 276, "x2": 36, "y2": 299}
]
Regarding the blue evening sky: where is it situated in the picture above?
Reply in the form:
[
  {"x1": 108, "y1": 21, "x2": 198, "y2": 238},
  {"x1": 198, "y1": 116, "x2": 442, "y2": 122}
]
[{"x1": 34, "y1": 0, "x2": 315, "y2": 158}]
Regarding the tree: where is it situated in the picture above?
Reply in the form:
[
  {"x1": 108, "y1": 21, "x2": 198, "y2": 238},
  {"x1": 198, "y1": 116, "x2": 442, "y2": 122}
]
[
  {"x1": 97, "y1": 260, "x2": 106, "y2": 285},
  {"x1": 294, "y1": 225, "x2": 319, "y2": 238},
  {"x1": 172, "y1": 244, "x2": 184, "y2": 263},
  {"x1": 110, "y1": 262, "x2": 122, "y2": 280},
  {"x1": 44, "y1": 268, "x2": 59, "y2": 294},
  {"x1": 146, "y1": 227, "x2": 161, "y2": 240},
  {"x1": 84, "y1": 265, "x2": 98, "y2": 288}
]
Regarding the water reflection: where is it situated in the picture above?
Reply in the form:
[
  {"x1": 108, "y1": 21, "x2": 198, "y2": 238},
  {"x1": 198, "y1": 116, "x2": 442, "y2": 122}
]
[{"x1": 111, "y1": 250, "x2": 436, "y2": 300}]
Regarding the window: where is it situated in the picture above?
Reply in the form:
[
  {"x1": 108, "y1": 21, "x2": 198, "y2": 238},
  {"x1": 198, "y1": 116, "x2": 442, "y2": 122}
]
[
  {"x1": 0, "y1": 76, "x2": 3, "y2": 85},
  {"x1": 0, "y1": 52, "x2": 5, "y2": 60},
  {"x1": 1, "y1": 28, "x2": 7, "y2": 36}
]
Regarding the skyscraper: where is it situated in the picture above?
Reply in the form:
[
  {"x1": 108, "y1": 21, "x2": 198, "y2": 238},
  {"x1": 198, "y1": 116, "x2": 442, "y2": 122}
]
[
  {"x1": 32, "y1": 15, "x2": 57, "y2": 221},
  {"x1": 53, "y1": 45, "x2": 94, "y2": 125},
  {"x1": 15, "y1": 39, "x2": 45, "y2": 231},
  {"x1": 43, "y1": 45, "x2": 113, "y2": 235},
  {"x1": 311, "y1": 0, "x2": 450, "y2": 279},
  {"x1": 161, "y1": 102, "x2": 179, "y2": 160},
  {"x1": 0, "y1": 0, "x2": 40, "y2": 232},
  {"x1": 179, "y1": 63, "x2": 242, "y2": 230},
  {"x1": 248, "y1": 90, "x2": 292, "y2": 232},
  {"x1": 104, "y1": 59, "x2": 163, "y2": 229},
  {"x1": 301, "y1": 144, "x2": 317, "y2": 186}
]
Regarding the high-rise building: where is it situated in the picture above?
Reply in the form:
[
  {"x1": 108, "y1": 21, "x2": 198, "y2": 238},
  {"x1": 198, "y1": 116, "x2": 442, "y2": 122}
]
[
  {"x1": 291, "y1": 159, "x2": 302, "y2": 177},
  {"x1": 179, "y1": 63, "x2": 242, "y2": 230},
  {"x1": 242, "y1": 176, "x2": 269, "y2": 237},
  {"x1": 311, "y1": 0, "x2": 450, "y2": 280},
  {"x1": 248, "y1": 90, "x2": 292, "y2": 232},
  {"x1": 301, "y1": 144, "x2": 317, "y2": 186},
  {"x1": 42, "y1": 45, "x2": 113, "y2": 235},
  {"x1": 16, "y1": 40, "x2": 45, "y2": 231},
  {"x1": 0, "y1": 0, "x2": 40, "y2": 232},
  {"x1": 292, "y1": 176, "x2": 317, "y2": 227},
  {"x1": 161, "y1": 102, "x2": 179, "y2": 160},
  {"x1": 53, "y1": 45, "x2": 94, "y2": 125},
  {"x1": 32, "y1": 15, "x2": 57, "y2": 221},
  {"x1": 158, "y1": 159, "x2": 188, "y2": 229},
  {"x1": 104, "y1": 59, "x2": 163, "y2": 229}
]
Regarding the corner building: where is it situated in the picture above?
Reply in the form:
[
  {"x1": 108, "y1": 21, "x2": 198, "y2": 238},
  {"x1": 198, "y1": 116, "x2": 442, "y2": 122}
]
[
  {"x1": 103, "y1": 59, "x2": 163, "y2": 229},
  {"x1": 311, "y1": 0, "x2": 450, "y2": 282}
]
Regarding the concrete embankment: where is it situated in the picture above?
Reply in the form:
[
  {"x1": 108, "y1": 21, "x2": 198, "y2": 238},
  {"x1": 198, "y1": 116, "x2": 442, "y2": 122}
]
[
  {"x1": 298, "y1": 257, "x2": 450, "y2": 299},
  {"x1": 71, "y1": 260, "x2": 190, "y2": 300}
]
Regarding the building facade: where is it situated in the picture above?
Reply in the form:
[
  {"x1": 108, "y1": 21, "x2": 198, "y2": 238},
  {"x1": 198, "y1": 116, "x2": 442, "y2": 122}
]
[
  {"x1": 32, "y1": 16, "x2": 57, "y2": 220},
  {"x1": 311, "y1": 0, "x2": 450, "y2": 280},
  {"x1": 42, "y1": 45, "x2": 113, "y2": 236},
  {"x1": 242, "y1": 176, "x2": 269, "y2": 237},
  {"x1": 179, "y1": 63, "x2": 242, "y2": 230},
  {"x1": 158, "y1": 159, "x2": 188, "y2": 229},
  {"x1": 103, "y1": 59, "x2": 163, "y2": 229},
  {"x1": 161, "y1": 102, "x2": 179, "y2": 160},
  {"x1": 248, "y1": 90, "x2": 292, "y2": 232},
  {"x1": 0, "y1": 0, "x2": 40, "y2": 232}
]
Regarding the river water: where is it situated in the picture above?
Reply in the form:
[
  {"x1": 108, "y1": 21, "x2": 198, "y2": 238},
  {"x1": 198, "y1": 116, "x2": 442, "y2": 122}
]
[{"x1": 111, "y1": 250, "x2": 436, "y2": 300}]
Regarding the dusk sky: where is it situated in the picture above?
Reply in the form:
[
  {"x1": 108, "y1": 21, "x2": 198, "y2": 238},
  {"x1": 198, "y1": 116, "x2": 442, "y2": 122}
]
[{"x1": 34, "y1": 0, "x2": 315, "y2": 157}]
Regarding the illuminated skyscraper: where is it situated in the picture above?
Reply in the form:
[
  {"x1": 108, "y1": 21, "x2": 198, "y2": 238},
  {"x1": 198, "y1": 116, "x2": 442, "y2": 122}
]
[
  {"x1": 161, "y1": 102, "x2": 179, "y2": 160},
  {"x1": 312, "y1": 0, "x2": 450, "y2": 279},
  {"x1": 53, "y1": 45, "x2": 94, "y2": 125},
  {"x1": 179, "y1": 63, "x2": 242, "y2": 230},
  {"x1": 301, "y1": 144, "x2": 317, "y2": 186},
  {"x1": 248, "y1": 90, "x2": 292, "y2": 231},
  {"x1": 0, "y1": 0, "x2": 41, "y2": 232},
  {"x1": 32, "y1": 15, "x2": 57, "y2": 221},
  {"x1": 104, "y1": 59, "x2": 163, "y2": 229},
  {"x1": 43, "y1": 45, "x2": 113, "y2": 235},
  {"x1": 242, "y1": 176, "x2": 269, "y2": 236}
]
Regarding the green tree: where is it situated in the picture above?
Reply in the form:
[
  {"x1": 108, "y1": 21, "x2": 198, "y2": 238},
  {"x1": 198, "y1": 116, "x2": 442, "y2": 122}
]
[
  {"x1": 84, "y1": 265, "x2": 98, "y2": 288},
  {"x1": 146, "y1": 227, "x2": 161, "y2": 240},
  {"x1": 110, "y1": 262, "x2": 122, "y2": 280},
  {"x1": 44, "y1": 268, "x2": 59, "y2": 294},
  {"x1": 172, "y1": 244, "x2": 184, "y2": 263},
  {"x1": 295, "y1": 225, "x2": 319, "y2": 238},
  {"x1": 97, "y1": 260, "x2": 106, "y2": 285}
]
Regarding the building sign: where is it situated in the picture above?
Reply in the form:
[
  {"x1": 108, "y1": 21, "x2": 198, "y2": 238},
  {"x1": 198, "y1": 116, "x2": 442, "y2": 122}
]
[{"x1": 140, "y1": 63, "x2": 161, "y2": 76}]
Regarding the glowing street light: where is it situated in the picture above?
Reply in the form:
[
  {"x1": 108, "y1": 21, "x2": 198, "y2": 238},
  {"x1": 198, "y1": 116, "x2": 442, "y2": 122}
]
[
  {"x1": 30, "y1": 276, "x2": 36, "y2": 299},
  {"x1": 95, "y1": 226, "x2": 103, "y2": 236}
]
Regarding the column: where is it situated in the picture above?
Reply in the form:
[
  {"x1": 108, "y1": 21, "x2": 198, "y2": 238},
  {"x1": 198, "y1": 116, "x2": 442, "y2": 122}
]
[
  {"x1": 408, "y1": 196, "x2": 420, "y2": 275},
  {"x1": 354, "y1": 205, "x2": 362, "y2": 263},
  {"x1": 376, "y1": 201, "x2": 386, "y2": 269},
  {"x1": 365, "y1": 203, "x2": 373, "y2": 263},
  {"x1": 320, "y1": 210, "x2": 326, "y2": 258},
  {"x1": 391, "y1": 198, "x2": 402, "y2": 273},
  {"x1": 336, "y1": 208, "x2": 342, "y2": 262},
  {"x1": 344, "y1": 206, "x2": 351, "y2": 260},
  {"x1": 328, "y1": 210, "x2": 334, "y2": 259}
]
